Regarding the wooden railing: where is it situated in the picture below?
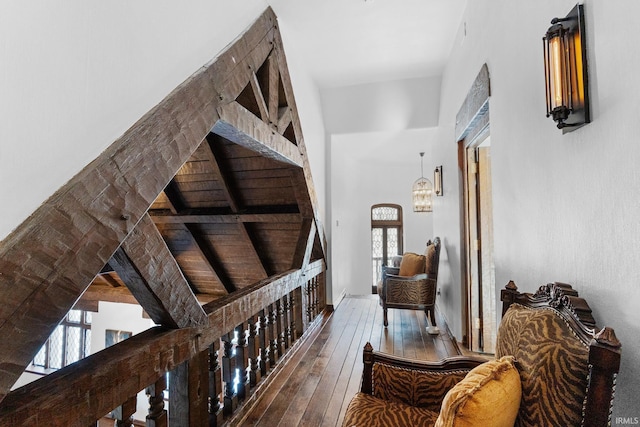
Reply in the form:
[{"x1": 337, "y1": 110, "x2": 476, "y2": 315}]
[{"x1": 0, "y1": 260, "x2": 326, "y2": 427}]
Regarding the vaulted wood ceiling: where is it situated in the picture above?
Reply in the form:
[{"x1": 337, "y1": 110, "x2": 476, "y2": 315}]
[{"x1": 0, "y1": 7, "x2": 325, "y2": 402}]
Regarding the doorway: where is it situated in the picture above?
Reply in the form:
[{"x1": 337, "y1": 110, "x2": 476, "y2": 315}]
[
  {"x1": 461, "y1": 133, "x2": 496, "y2": 353},
  {"x1": 370, "y1": 204, "x2": 403, "y2": 293}
]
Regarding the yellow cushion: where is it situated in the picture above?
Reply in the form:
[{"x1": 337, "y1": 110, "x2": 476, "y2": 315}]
[
  {"x1": 398, "y1": 252, "x2": 426, "y2": 276},
  {"x1": 434, "y1": 356, "x2": 521, "y2": 427}
]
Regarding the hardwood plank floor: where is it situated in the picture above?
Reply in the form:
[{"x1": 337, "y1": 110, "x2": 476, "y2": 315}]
[{"x1": 235, "y1": 295, "x2": 462, "y2": 427}]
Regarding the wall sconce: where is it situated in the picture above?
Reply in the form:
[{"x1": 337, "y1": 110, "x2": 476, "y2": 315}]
[
  {"x1": 543, "y1": 3, "x2": 590, "y2": 133},
  {"x1": 412, "y1": 152, "x2": 433, "y2": 212},
  {"x1": 434, "y1": 166, "x2": 443, "y2": 196}
]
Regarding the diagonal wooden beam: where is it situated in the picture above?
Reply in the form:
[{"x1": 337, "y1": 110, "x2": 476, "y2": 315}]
[
  {"x1": 290, "y1": 219, "x2": 317, "y2": 272},
  {"x1": 267, "y1": 55, "x2": 280, "y2": 125},
  {"x1": 183, "y1": 223, "x2": 236, "y2": 294},
  {"x1": 110, "y1": 214, "x2": 208, "y2": 329},
  {"x1": 249, "y1": 71, "x2": 269, "y2": 123}
]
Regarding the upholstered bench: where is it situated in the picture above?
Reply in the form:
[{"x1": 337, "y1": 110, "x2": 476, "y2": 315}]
[{"x1": 344, "y1": 281, "x2": 621, "y2": 427}]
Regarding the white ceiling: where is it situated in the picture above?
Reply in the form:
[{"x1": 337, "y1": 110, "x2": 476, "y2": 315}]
[{"x1": 268, "y1": 0, "x2": 467, "y2": 88}]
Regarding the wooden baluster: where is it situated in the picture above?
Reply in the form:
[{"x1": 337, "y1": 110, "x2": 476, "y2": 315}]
[
  {"x1": 269, "y1": 303, "x2": 279, "y2": 365},
  {"x1": 292, "y1": 286, "x2": 304, "y2": 339},
  {"x1": 305, "y1": 280, "x2": 312, "y2": 324},
  {"x1": 277, "y1": 298, "x2": 287, "y2": 356},
  {"x1": 258, "y1": 309, "x2": 271, "y2": 376},
  {"x1": 283, "y1": 293, "x2": 292, "y2": 349},
  {"x1": 112, "y1": 395, "x2": 136, "y2": 427},
  {"x1": 145, "y1": 375, "x2": 167, "y2": 427},
  {"x1": 221, "y1": 332, "x2": 238, "y2": 416},
  {"x1": 235, "y1": 323, "x2": 250, "y2": 401},
  {"x1": 247, "y1": 314, "x2": 262, "y2": 387},
  {"x1": 313, "y1": 276, "x2": 320, "y2": 318},
  {"x1": 208, "y1": 341, "x2": 224, "y2": 427}
]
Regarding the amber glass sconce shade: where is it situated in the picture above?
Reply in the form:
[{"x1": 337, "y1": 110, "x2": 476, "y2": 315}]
[{"x1": 543, "y1": 4, "x2": 590, "y2": 133}]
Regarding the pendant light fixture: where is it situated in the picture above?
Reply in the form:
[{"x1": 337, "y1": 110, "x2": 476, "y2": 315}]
[{"x1": 412, "y1": 152, "x2": 433, "y2": 212}]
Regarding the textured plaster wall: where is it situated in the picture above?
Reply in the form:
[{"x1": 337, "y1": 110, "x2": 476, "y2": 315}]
[{"x1": 433, "y1": 0, "x2": 640, "y2": 418}]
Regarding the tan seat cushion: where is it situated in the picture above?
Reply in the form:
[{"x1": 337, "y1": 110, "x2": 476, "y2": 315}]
[
  {"x1": 343, "y1": 392, "x2": 439, "y2": 427},
  {"x1": 434, "y1": 356, "x2": 521, "y2": 427},
  {"x1": 398, "y1": 252, "x2": 426, "y2": 276}
]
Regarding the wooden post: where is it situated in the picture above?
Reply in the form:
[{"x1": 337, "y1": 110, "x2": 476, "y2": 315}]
[
  {"x1": 145, "y1": 376, "x2": 167, "y2": 427},
  {"x1": 208, "y1": 341, "x2": 223, "y2": 427},
  {"x1": 112, "y1": 395, "x2": 136, "y2": 427},
  {"x1": 169, "y1": 351, "x2": 209, "y2": 427}
]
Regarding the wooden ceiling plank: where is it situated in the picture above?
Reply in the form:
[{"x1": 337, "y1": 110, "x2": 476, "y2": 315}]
[
  {"x1": 203, "y1": 135, "x2": 269, "y2": 279},
  {"x1": 111, "y1": 214, "x2": 208, "y2": 329}
]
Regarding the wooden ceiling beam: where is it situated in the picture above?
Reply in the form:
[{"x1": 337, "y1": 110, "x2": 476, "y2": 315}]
[
  {"x1": 267, "y1": 55, "x2": 280, "y2": 125},
  {"x1": 149, "y1": 212, "x2": 301, "y2": 224},
  {"x1": 183, "y1": 223, "x2": 236, "y2": 294},
  {"x1": 110, "y1": 214, "x2": 208, "y2": 329},
  {"x1": 249, "y1": 71, "x2": 269, "y2": 123},
  {"x1": 213, "y1": 101, "x2": 303, "y2": 167}
]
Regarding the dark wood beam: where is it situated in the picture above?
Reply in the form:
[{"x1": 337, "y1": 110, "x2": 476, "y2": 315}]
[
  {"x1": 213, "y1": 101, "x2": 303, "y2": 167},
  {"x1": 110, "y1": 214, "x2": 208, "y2": 329},
  {"x1": 149, "y1": 212, "x2": 301, "y2": 224},
  {"x1": 290, "y1": 219, "x2": 317, "y2": 272},
  {"x1": 183, "y1": 223, "x2": 236, "y2": 294},
  {"x1": 249, "y1": 70, "x2": 269, "y2": 123}
]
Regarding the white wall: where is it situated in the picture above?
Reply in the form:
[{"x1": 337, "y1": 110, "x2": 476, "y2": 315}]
[
  {"x1": 0, "y1": 1, "x2": 327, "y2": 242},
  {"x1": 92, "y1": 302, "x2": 155, "y2": 422},
  {"x1": 330, "y1": 129, "x2": 436, "y2": 298},
  {"x1": 322, "y1": 77, "x2": 441, "y2": 134},
  {"x1": 434, "y1": 0, "x2": 640, "y2": 418}
]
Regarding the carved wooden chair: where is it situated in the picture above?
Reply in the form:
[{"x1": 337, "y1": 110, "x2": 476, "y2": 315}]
[
  {"x1": 345, "y1": 281, "x2": 621, "y2": 427},
  {"x1": 379, "y1": 237, "x2": 441, "y2": 331}
]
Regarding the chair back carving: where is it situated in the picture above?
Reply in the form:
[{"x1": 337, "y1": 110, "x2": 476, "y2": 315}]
[{"x1": 498, "y1": 282, "x2": 621, "y2": 427}]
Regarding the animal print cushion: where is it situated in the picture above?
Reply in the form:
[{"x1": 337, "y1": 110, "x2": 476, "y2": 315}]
[
  {"x1": 342, "y1": 392, "x2": 439, "y2": 427},
  {"x1": 373, "y1": 362, "x2": 469, "y2": 410},
  {"x1": 434, "y1": 356, "x2": 521, "y2": 427},
  {"x1": 496, "y1": 303, "x2": 590, "y2": 427}
]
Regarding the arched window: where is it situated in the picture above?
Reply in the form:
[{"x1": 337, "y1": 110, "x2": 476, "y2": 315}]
[{"x1": 370, "y1": 204, "x2": 403, "y2": 292}]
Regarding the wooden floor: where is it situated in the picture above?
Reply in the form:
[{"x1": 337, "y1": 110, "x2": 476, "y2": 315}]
[{"x1": 235, "y1": 295, "x2": 462, "y2": 427}]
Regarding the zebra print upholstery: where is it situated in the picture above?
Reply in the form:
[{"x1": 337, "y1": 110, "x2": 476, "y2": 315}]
[{"x1": 344, "y1": 281, "x2": 622, "y2": 427}]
